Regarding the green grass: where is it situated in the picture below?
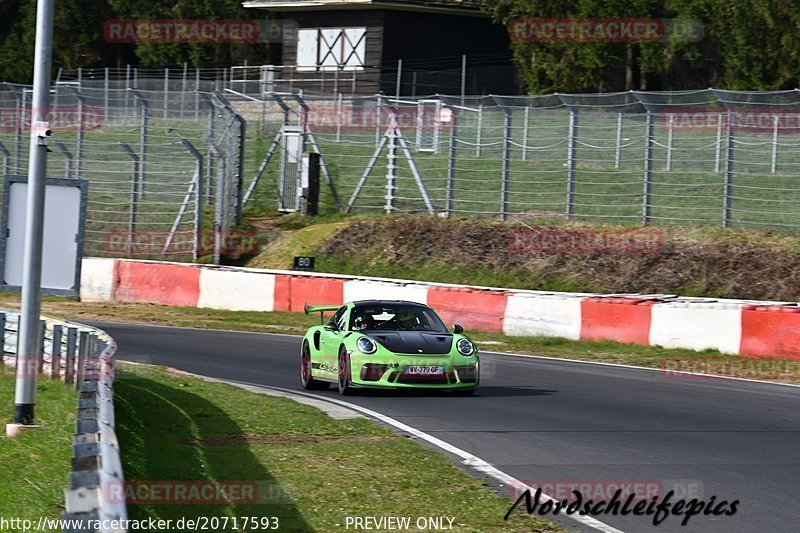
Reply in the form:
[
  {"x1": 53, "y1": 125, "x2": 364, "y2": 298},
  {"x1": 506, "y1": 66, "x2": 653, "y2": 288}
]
[
  {"x1": 115, "y1": 363, "x2": 565, "y2": 532},
  {"x1": 0, "y1": 375, "x2": 77, "y2": 522}
]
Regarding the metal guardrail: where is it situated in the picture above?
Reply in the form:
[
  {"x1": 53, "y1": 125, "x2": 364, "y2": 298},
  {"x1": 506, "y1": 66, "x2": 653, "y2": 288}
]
[{"x1": 0, "y1": 310, "x2": 126, "y2": 533}]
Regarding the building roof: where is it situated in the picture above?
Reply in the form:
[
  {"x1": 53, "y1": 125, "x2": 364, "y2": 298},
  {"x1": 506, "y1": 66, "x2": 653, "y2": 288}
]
[{"x1": 242, "y1": 0, "x2": 488, "y2": 16}]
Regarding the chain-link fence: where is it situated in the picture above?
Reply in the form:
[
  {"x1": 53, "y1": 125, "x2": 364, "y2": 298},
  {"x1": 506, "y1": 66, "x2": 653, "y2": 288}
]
[
  {"x1": 0, "y1": 82, "x2": 246, "y2": 263},
  {"x1": 5, "y1": 73, "x2": 800, "y2": 267},
  {"x1": 234, "y1": 89, "x2": 800, "y2": 230}
]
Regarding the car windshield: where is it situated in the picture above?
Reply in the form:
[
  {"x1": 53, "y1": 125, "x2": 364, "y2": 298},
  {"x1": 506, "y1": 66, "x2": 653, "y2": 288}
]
[{"x1": 349, "y1": 304, "x2": 449, "y2": 333}]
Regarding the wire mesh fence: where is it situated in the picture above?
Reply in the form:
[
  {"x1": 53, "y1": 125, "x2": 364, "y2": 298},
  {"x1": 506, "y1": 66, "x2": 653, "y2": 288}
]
[
  {"x1": 0, "y1": 82, "x2": 245, "y2": 262},
  {"x1": 4, "y1": 72, "x2": 800, "y2": 268},
  {"x1": 237, "y1": 89, "x2": 800, "y2": 230}
]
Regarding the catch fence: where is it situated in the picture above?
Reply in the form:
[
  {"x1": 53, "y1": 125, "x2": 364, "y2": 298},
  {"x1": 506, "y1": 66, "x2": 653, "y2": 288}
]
[{"x1": 4, "y1": 76, "x2": 800, "y2": 269}]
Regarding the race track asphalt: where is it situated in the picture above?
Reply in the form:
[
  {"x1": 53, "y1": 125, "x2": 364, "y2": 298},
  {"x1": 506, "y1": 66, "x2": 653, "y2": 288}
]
[{"x1": 94, "y1": 321, "x2": 800, "y2": 533}]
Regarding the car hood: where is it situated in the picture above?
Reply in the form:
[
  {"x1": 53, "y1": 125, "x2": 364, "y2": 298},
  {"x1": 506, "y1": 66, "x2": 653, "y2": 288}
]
[{"x1": 368, "y1": 331, "x2": 453, "y2": 355}]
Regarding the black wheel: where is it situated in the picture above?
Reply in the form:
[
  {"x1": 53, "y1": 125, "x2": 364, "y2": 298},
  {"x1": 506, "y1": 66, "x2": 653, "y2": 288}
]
[
  {"x1": 338, "y1": 348, "x2": 356, "y2": 396},
  {"x1": 301, "y1": 342, "x2": 329, "y2": 390}
]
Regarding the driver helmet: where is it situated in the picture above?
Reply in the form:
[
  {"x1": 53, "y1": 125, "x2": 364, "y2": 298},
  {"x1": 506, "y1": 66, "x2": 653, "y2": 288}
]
[{"x1": 396, "y1": 311, "x2": 416, "y2": 330}]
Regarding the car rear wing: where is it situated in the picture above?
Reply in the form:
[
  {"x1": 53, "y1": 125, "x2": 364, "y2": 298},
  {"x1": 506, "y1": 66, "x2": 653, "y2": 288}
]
[{"x1": 304, "y1": 303, "x2": 340, "y2": 323}]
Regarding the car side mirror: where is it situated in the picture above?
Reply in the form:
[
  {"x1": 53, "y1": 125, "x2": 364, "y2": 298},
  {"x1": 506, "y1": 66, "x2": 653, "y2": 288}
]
[
  {"x1": 452, "y1": 324, "x2": 463, "y2": 334},
  {"x1": 324, "y1": 323, "x2": 339, "y2": 332}
]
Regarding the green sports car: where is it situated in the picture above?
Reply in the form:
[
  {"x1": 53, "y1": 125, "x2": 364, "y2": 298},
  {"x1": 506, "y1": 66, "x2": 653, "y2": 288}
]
[{"x1": 300, "y1": 300, "x2": 479, "y2": 395}]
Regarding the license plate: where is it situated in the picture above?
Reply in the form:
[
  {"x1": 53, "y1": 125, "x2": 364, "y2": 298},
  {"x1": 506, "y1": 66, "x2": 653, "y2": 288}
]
[{"x1": 405, "y1": 365, "x2": 444, "y2": 375}]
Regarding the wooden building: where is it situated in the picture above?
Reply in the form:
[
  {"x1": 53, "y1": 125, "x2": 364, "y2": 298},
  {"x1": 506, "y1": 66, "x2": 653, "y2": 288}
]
[{"x1": 243, "y1": 0, "x2": 516, "y2": 95}]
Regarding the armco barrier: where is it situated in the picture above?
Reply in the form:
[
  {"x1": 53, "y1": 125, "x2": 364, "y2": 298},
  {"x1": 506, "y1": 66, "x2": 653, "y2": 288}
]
[
  {"x1": 1, "y1": 309, "x2": 125, "y2": 532},
  {"x1": 81, "y1": 258, "x2": 800, "y2": 360}
]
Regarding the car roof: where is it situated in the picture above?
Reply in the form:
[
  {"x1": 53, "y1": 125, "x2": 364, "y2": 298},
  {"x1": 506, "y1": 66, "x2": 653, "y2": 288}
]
[{"x1": 351, "y1": 300, "x2": 430, "y2": 308}]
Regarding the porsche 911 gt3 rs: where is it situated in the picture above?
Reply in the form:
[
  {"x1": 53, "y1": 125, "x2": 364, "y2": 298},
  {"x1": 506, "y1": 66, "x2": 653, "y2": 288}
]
[{"x1": 300, "y1": 300, "x2": 479, "y2": 395}]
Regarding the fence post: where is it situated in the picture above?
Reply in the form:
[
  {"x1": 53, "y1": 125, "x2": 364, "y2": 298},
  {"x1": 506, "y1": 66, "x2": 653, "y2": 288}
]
[
  {"x1": 0, "y1": 141, "x2": 11, "y2": 176},
  {"x1": 714, "y1": 113, "x2": 723, "y2": 173},
  {"x1": 642, "y1": 111, "x2": 654, "y2": 226},
  {"x1": 64, "y1": 327, "x2": 77, "y2": 385},
  {"x1": 385, "y1": 114, "x2": 397, "y2": 214},
  {"x1": 103, "y1": 67, "x2": 109, "y2": 124},
  {"x1": 666, "y1": 113, "x2": 674, "y2": 171},
  {"x1": 771, "y1": 114, "x2": 779, "y2": 174},
  {"x1": 446, "y1": 110, "x2": 458, "y2": 218},
  {"x1": 76, "y1": 330, "x2": 88, "y2": 390},
  {"x1": 303, "y1": 152, "x2": 320, "y2": 216},
  {"x1": 475, "y1": 103, "x2": 483, "y2": 158},
  {"x1": 723, "y1": 111, "x2": 734, "y2": 228},
  {"x1": 14, "y1": 89, "x2": 23, "y2": 173},
  {"x1": 163, "y1": 68, "x2": 169, "y2": 119},
  {"x1": 130, "y1": 90, "x2": 148, "y2": 199},
  {"x1": 181, "y1": 62, "x2": 188, "y2": 119},
  {"x1": 54, "y1": 141, "x2": 73, "y2": 179},
  {"x1": 614, "y1": 112, "x2": 623, "y2": 169},
  {"x1": 37, "y1": 320, "x2": 46, "y2": 375},
  {"x1": 75, "y1": 93, "x2": 85, "y2": 179},
  {"x1": 51, "y1": 325, "x2": 62, "y2": 380},
  {"x1": 124, "y1": 64, "x2": 130, "y2": 116},
  {"x1": 336, "y1": 92, "x2": 343, "y2": 143},
  {"x1": 179, "y1": 139, "x2": 204, "y2": 260},
  {"x1": 195, "y1": 69, "x2": 201, "y2": 122},
  {"x1": 119, "y1": 143, "x2": 140, "y2": 255},
  {"x1": 0, "y1": 313, "x2": 5, "y2": 370},
  {"x1": 500, "y1": 106, "x2": 512, "y2": 220},
  {"x1": 521, "y1": 106, "x2": 530, "y2": 161},
  {"x1": 565, "y1": 110, "x2": 578, "y2": 219}
]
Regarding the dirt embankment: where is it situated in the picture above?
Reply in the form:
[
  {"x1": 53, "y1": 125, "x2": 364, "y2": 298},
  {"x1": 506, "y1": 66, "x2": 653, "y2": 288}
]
[{"x1": 315, "y1": 217, "x2": 800, "y2": 301}]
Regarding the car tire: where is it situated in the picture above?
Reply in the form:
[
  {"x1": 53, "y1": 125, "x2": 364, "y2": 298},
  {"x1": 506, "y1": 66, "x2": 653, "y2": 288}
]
[
  {"x1": 338, "y1": 347, "x2": 356, "y2": 396},
  {"x1": 301, "y1": 342, "x2": 329, "y2": 390}
]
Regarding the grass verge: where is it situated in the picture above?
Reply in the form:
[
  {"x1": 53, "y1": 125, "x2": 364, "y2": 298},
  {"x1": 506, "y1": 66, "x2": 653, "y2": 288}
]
[
  {"x1": 0, "y1": 374, "x2": 77, "y2": 521},
  {"x1": 116, "y1": 363, "x2": 564, "y2": 532}
]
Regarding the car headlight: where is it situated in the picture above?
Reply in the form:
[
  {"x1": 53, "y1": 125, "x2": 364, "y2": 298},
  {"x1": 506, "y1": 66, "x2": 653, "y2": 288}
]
[
  {"x1": 456, "y1": 338, "x2": 474, "y2": 356},
  {"x1": 357, "y1": 336, "x2": 377, "y2": 354}
]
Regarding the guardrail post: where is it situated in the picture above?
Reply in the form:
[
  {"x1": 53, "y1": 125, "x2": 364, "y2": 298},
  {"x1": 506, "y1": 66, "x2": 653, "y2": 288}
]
[
  {"x1": 51, "y1": 325, "x2": 62, "y2": 379},
  {"x1": 65, "y1": 327, "x2": 77, "y2": 385},
  {"x1": 76, "y1": 330, "x2": 88, "y2": 391},
  {"x1": 614, "y1": 112, "x2": 623, "y2": 169}
]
